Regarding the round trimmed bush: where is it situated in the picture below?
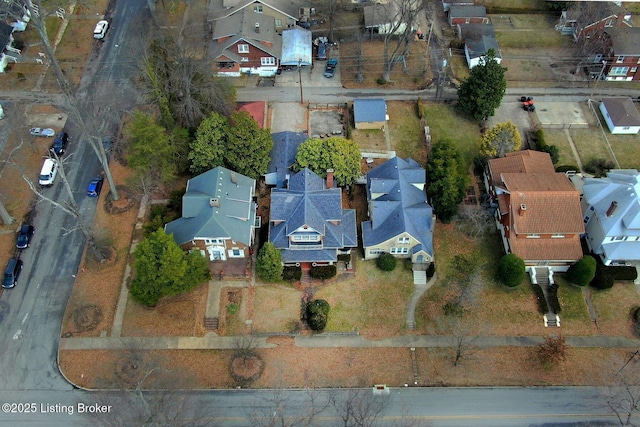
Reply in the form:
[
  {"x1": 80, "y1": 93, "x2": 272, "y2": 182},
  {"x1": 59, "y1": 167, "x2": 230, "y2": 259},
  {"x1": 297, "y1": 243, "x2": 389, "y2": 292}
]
[
  {"x1": 566, "y1": 256, "x2": 596, "y2": 287},
  {"x1": 376, "y1": 253, "x2": 397, "y2": 271},
  {"x1": 306, "y1": 299, "x2": 330, "y2": 331},
  {"x1": 498, "y1": 254, "x2": 525, "y2": 287},
  {"x1": 590, "y1": 268, "x2": 614, "y2": 290}
]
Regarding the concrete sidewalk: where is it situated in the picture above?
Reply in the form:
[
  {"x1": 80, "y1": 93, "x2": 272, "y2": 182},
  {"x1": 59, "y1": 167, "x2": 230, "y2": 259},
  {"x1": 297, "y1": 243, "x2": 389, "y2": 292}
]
[{"x1": 59, "y1": 332, "x2": 640, "y2": 351}]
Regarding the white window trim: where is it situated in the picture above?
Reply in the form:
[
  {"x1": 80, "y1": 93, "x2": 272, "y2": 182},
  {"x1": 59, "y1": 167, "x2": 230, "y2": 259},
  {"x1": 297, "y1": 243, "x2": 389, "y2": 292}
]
[
  {"x1": 526, "y1": 234, "x2": 541, "y2": 239},
  {"x1": 390, "y1": 247, "x2": 409, "y2": 254},
  {"x1": 261, "y1": 57, "x2": 275, "y2": 66},
  {"x1": 397, "y1": 237, "x2": 410, "y2": 244},
  {"x1": 228, "y1": 248, "x2": 245, "y2": 258},
  {"x1": 238, "y1": 44, "x2": 249, "y2": 53}
]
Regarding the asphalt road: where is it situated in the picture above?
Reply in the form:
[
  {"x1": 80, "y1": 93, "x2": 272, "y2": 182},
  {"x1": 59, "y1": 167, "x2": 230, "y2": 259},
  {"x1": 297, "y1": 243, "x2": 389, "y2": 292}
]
[
  {"x1": 0, "y1": 0, "x2": 148, "y2": 395},
  {"x1": 0, "y1": 387, "x2": 621, "y2": 426}
]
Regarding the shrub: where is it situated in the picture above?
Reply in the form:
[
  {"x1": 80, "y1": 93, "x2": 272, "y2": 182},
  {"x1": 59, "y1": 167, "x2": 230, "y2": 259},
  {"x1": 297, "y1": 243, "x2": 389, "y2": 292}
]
[
  {"x1": 282, "y1": 266, "x2": 301, "y2": 281},
  {"x1": 443, "y1": 301, "x2": 464, "y2": 317},
  {"x1": 376, "y1": 77, "x2": 387, "y2": 85},
  {"x1": 497, "y1": 254, "x2": 525, "y2": 287},
  {"x1": 584, "y1": 158, "x2": 615, "y2": 177},
  {"x1": 416, "y1": 97, "x2": 427, "y2": 119},
  {"x1": 633, "y1": 307, "x2": 640, "y2": 337},
  {"x1": 227, "y1": 303, "x2": 239, "y2": 315},
  {"x1": 538, "y1": 144, "x2": 559, "y2": 164},
  {"x1": 337, "y1": 254, "x2": 351, "y2": 262},
  {"x1": 590, "y1": 265, "x2": 614, "y2": 290},
  {"x1": 376, "y1": 253, "x2": 397, "y2": 271},
  {"x1": 566, "y1": 256, "x2": 596, "y2": 286},
  {"x1": 256, "y1": 242, "x2": 283, "y2": 282},
  {"x1": 548, "y1": 283, "x2": 561, "y2": 313},
  {"x1": 306, "y1": 299, "x2": 330, "y2": 331},
  {"x1": 310, "y1": 265, "x2": 337, "y2": 280},
  {"x1": 426, "y1": 263, "x2": 436, "y2": 279}
]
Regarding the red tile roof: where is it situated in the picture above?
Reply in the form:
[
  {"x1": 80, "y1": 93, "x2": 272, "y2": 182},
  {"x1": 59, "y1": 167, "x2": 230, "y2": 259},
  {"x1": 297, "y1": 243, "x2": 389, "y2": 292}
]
[{"x1": 489, "y1": 150, "x2": 555, "y2": 188}]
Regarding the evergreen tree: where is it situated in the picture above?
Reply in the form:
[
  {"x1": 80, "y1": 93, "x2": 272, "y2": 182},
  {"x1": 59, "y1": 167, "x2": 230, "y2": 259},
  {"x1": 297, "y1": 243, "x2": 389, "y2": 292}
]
[
  {"x1": 427, "y1": 139, "x2": 468, "y2": 223},
  {"x1": 456, "y1": 49, "x2": 507, "y2": 121},
  {"x1": 256, "y1": 242, "x2": 283, "y2": 282},
  {"x1": 189, "y1": 112, "x2": 229, "y2": 175},
  {"x1": 225, "y1": 111, "x2": 273, "y2": 179}
]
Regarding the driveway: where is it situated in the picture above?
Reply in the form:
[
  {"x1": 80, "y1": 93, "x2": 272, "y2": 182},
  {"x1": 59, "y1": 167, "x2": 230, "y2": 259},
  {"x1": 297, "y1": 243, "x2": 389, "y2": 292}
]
[{"x1": 487, "y1": 97, "x2": 535, "y2": 148}]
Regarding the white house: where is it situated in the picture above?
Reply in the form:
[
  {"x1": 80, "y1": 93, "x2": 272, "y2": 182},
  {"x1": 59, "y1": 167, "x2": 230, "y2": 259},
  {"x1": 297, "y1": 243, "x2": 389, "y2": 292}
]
[
  {"x1": 580, "y1": 169, "x2": 640, "y2": 266},
  {"x1": 458, "y1": 24, "x2": 502, "y2": 69},
  {"x1": 599, "y1": 97, "x2": 640, "y2": 135}
]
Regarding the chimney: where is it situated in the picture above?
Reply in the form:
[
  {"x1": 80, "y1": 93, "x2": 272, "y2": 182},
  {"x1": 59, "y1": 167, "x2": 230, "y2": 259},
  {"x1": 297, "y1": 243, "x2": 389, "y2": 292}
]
[
  {"x1": 326, "y1": 169, "x2": 334, "y2": 188},
  {"x1": 606, "y1": 201, "x2": 618, "y2": 217},
  {"x1": 231, "y1": 172, "x2": 237, "y2": 184},
  {"x1": 255, "y1": 22, "x2": 260, "y2": 33},
  {"x1": 519, "y1": 204, "x2": 526, "y2": 216},
  {"x1": 210, "y1": 198, "x2": 220, "y2": 208}
]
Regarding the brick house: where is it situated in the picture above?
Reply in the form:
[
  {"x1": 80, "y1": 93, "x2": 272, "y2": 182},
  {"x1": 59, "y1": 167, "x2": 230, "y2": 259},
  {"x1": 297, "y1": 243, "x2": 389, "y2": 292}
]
[
  {"x1": 485, "y1": 150, "x2": 584, "y2": 272},
  {"x1": 208, "y1": 8, "x2": 282, "y2": 77},
  {"x1": 601, "y1": 27, "x2": 640, "y2": 82},
  {"x1": 165, "y1": 167, "x2": 258, "y2": 263},
  {"x1": 555, "y1": 3, "x2": 631, "y2": 41}
]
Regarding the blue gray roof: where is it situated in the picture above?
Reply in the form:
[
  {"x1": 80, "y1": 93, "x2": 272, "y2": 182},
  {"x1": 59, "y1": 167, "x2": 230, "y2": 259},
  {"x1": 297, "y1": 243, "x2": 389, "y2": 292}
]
[
  {"x1": 460, "y1": 24, "x2": 501, "y2": 60},
  {"x1": 269, "y1": 168, "x2": 357, "y2": 263},
  {"x1": 266, "y1": 131, "x2": 308, "y2": 188},
  {"x1": 449, "y1": 5, "x2": 486, "y2": 19},
  {"x1": 0, "y1": 22, "x2": 13, "y2": 51},
  {"x1": 582, "y1": 169, "x2": 640, "y2": 262},
  {"x1": 362, "y1": 157, "x2": 434, "y2": 257},
  {"x1": 281, "y1": 27, "x2": 312, "y2": 66},
  {"x1": 354, "y1": 99, "x2": 387, "y2": 123},
  {"x1": 165, "y1": 167, "x2": 256, "y2": 246}
]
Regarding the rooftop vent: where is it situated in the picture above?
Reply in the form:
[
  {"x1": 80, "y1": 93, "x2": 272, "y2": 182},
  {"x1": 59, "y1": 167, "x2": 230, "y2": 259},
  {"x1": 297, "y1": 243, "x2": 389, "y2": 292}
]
[
  {"x1": 210, "y1": 198, "x2": 220, "y2": 208},
  {"x1": 519, "y1": 204, "x2": 526, "y2": 216}
]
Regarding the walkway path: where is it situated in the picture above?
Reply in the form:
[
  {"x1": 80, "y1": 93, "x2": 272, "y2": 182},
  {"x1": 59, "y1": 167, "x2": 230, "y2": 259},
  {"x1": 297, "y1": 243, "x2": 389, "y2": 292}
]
[
  {"x1": 59, "y1": 332, "x2": 640, "y2": 351},
  {"x1": 406, "y1": 272, "x2": 437, "y2": 329},
  {"x1": 564, "y1": 129, "x2": 584, "y2": 172}
]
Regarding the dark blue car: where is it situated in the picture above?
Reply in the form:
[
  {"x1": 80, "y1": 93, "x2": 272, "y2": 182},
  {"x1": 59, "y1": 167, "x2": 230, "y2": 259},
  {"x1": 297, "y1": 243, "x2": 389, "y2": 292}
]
[
  {"x1": 51, "y1": 132, "x2": 68, "y2": 155},
  {"x1": 16, "y1": 224, "x2": 34, "y2": 249},
  {"x1": 87, "y1": 177, "x2": 104, "y2": 197}
]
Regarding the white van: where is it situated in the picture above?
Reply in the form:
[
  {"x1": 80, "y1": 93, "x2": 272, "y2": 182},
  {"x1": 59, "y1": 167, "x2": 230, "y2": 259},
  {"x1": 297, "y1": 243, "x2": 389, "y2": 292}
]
[{"x1": 38, "y1": 158, "x2": 58, "y2": 187}]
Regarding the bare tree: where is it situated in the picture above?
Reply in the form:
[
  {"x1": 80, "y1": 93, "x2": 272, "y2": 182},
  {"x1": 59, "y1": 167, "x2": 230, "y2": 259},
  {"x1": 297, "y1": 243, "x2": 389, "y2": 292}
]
[
  {"x1": 3, "y1": 0, "x2": 120, "y2": 200},
  {"x1": 330, "y1": 388, "x2": 390, "y2": 427},
  {"x1": 434, "y1": 315, "x2": 482, "y2": 367},
  {"x1": 454, "y1": 207, "x2": 493, "y2": 239},
  {"x1": 249, "y1": 388, "x2": 330, "y2": 427},
  {"x1": 566, "y1": 2, "x2": 614, "y2": 76},
  {"x1": 379, "y1": 0, "x2": 425, "y2": 81},
  {"x1": 599, "y1": 353, "x2": 640, "y2": 426}
]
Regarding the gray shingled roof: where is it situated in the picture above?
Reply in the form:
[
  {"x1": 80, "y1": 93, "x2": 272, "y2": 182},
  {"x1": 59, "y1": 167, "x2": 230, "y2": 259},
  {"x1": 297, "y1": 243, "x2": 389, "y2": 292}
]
[
  {"x1": 165, "y1": 167, "x2": 256, "y2": 246},
  {"x1": 209, "y1": 9, "x2": 282, "y2": 61},
  {"x1": 266, "y1": 131, "x2": 308, "y2": 188},
  {"x1": 601, "y1": 97, "x2": 640, "y2": 127},
  {"x1": 362, "y1": 157, "x2": 434, "y2": 257},
  {"x1": 0, "y1": 22, "x2": 13, "y2": 51},
  {"x1": 269, "y1": 168, "x2": 357, "y2": 263},
  {"x1": 460, "y1": 24, "x2": 501, "y2": 60},
  {"x1": 208, "y1": 0, "x2": 302, "y2": 22},
  {"x1": 449, "y1": 5, "x2": 486, "y2": 19},
  {"x1": 354, "y1": 99, "x2": 386, "y2": 123},
  {"x1": 606, "y1": 27, "x2": 640, "y2": 56}
]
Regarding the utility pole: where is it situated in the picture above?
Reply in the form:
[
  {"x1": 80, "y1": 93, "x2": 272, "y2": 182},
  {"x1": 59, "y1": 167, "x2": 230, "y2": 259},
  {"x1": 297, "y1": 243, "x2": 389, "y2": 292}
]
[
  {"x1": 590, "y1": 60, "x2": 607, "y2": 99},
  {"x1": 298, "y1": 58, "x2": 303, "y2": 104}
]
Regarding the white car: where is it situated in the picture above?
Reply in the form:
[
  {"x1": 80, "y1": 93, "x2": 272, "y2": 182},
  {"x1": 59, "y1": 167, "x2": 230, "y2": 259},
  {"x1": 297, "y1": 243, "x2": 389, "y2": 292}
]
[
  {"x1": 38, "y1": 158, "x2": 59, "y2": 187},
  {"x1": 30, "y1": 127, "x2": 55, "y2": 137},
  {"x1": 93, "y1": 20, "x2": 109, "y2": 40}
]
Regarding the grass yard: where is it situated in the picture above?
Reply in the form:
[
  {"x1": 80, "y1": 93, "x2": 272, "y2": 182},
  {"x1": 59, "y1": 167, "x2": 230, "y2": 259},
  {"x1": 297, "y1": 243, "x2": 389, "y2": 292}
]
[
  {"x1": 351, "y1": 128, "x2": 386, "y2": 152},
  {"x1": 387, "y1": 101, "x2": 427, "y2": 165},
  {"x1": 494, "y1": 15, "x2": 566, "y2": 49},
  {"x1": 569, "y1": 128, "x2": 612, "y2": 165},
  {"x1": 423, "y1": 103, "x2": 482, "y2": 166},
  {"x1": 542, "y1": 129, "x2": 579, "y2": 167},
  {"x1": 314, "y1": 260, "x2": 414, "y2": 338},
  {"x1": 589, "y1": 282, "x2": 640, "y2": 337},
  {"x1": 252, "y1": 286, "x2": 302, "y2": 333},
  {"x1": 608, "y1": 134, "x2": 640, "y2": 169},
  {"x1": 554, "y1": 277, "x2": 593, "y2": 335}
]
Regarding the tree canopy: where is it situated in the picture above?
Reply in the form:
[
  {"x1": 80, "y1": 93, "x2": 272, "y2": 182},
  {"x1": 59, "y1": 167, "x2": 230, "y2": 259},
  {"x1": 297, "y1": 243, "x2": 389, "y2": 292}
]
[
  {"x1": 497, "y1": 254, "x2": 526, "y2": 287},
  {"x1": 130, "y1": 229, "x2": 210, "y2": 307},
  {"x1": 456, "y1": 50, "x2": 507, "y2": 121},
  {"x1": 566, "y1": 256, "x2": 597, "y2": 287},
  {"x1": 256, "y1": 242, "x2": 283, "y2": 282},
  {"x1": 480, "y1": 121, "x2": 522, "y2": 158},
  {"x1": 189, "y1": 111, "x2": 272, "y2": 179},
  {"x1": 427, "y1": 139, "x2": 468, "y2": 223},
  {"x1": 295, "y1": 137, "x2": 361, "y2": 186}
]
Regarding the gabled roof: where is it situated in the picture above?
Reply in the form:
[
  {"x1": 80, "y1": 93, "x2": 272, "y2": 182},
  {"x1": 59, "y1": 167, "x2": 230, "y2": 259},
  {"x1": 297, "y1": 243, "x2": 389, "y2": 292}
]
[
  {"x1": 582, "y1": 169, "x2": 640, "y2": 237},
  {"x1": 269, "y1": 168, "x2": 357, "y2": 262},
  {"x1": 209, "y1": 9, "x2": 282, "y2": 61},
  {"x1": 208, "y1": 0, "x2": 301, "y2": 22},
  {"x1": 354, "y1": 98, "x2": 387, "y2": 123},
  {"x1": 281, "y1": 27, "x2": 312, "y2": 66},
  {"x1": 605, "y1": 26, "x2": 640, "y2": 56},
  {"x1": 0, "y1": 22, "x2": 13, "y2": 51},
  {"x1": 565, "y1": 2, "x2": 625, "y2": 24},
  {"x1": 362, "y1": 157, "x2": 433, "y2": 257},
  {"x1": 459, "y1": 24, "x2": 501, "y2": 60},
  {"x1": 601, "y1": 97, "x2": 640, "y2": 127},
  {"x1": 488, "y1": 150, "x2": 555, "y2": 188},
  {"x1": 266, "y1": 131, "x2": 308, "y2": 187},
  {"x1": 449, "y1": 5, "x2": 486, "y2": 19},
  {"x1": 165, "y1": 167, "x2": 256, "y2": 246}
]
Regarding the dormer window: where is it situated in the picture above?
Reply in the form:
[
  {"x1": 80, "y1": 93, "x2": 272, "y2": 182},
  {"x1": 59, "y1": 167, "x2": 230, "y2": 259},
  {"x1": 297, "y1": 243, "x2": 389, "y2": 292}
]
[
  {"x1": 398, "y1": 237, "x2": 410, "y2": 244},
  {"x1": 238, "y1": 44, "x2": 249, "y2": 53}
]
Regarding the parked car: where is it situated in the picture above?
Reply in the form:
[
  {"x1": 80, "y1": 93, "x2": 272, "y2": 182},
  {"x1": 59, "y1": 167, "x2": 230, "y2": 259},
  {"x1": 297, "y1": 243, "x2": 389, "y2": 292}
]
[
  {"x1": 29, "y1": 127, "x2": 55, "y2": 137},
  {"x1": 93, "y1": 20, "x2": 109, "y2": 39},
  {"x1": 16, "y1": 224, "x2": 34, "y2": 249},
  {"x1": 38, "y1": 158, "x2": 59, "y2": 187},
  {"x1": 324, "y1": 58, "x2": 338, "y2": 78},
  {"x1": 50, "y1": 131, "x2": 68, "y2": 155},
  {"x1": 87, "y1": 177, "x2": 104, "y2": 197},
  {"x1": 316, "y1": 42, "x2": 327, "y2": 60},
  {"x1": 2, "y1": 258, "x2": 23, "y2": 289}
]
